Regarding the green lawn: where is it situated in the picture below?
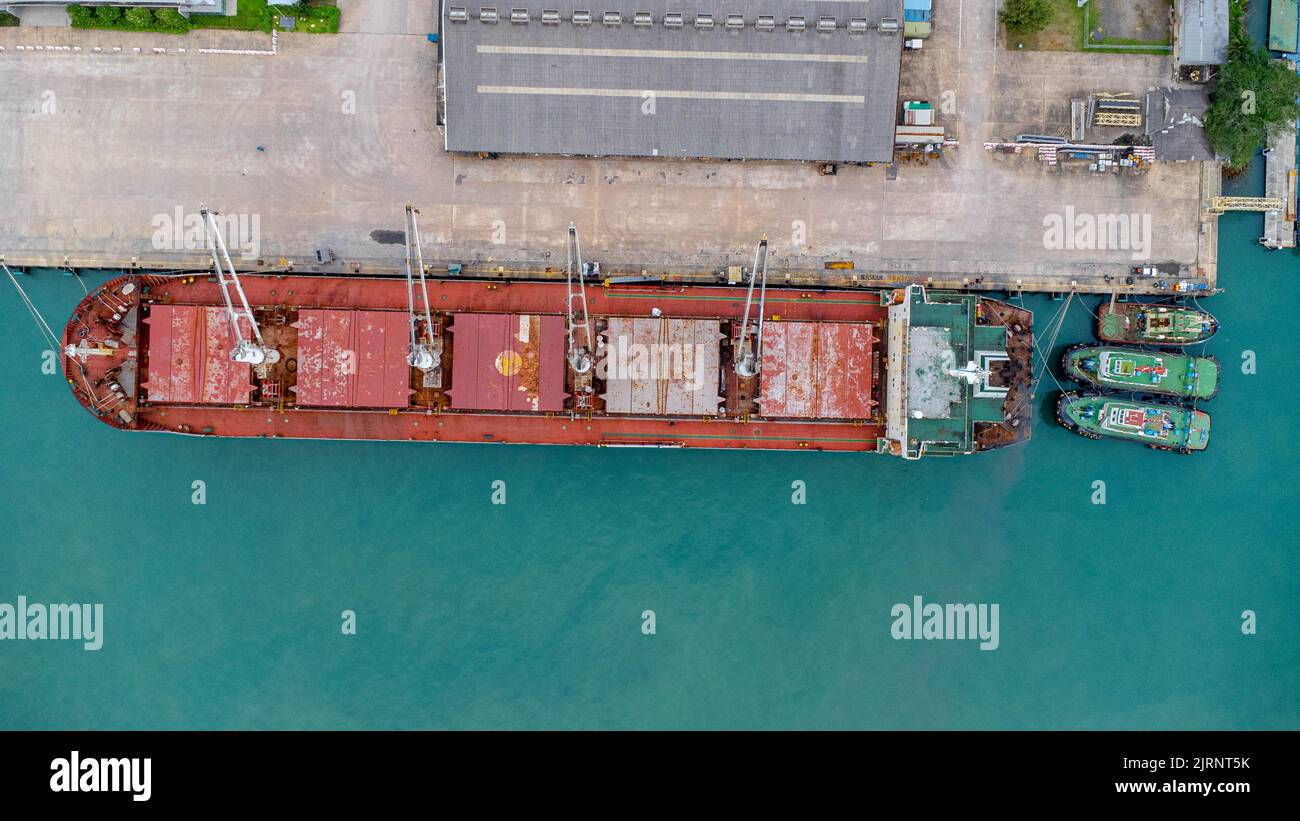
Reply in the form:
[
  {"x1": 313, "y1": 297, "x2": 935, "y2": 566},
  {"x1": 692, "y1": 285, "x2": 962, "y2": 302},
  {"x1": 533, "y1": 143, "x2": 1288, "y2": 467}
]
[
  {"x1": 187, "y1": 0, "x2": 277, "y2": 31},
  {"x1": 0, "y1": 11, "x2": 19, "y2": 27},
  {"x1": 1082, "y1": 2, "x2": 1173, "y2": 54},
  {"x1": 191, "y1": 1, "x2": 340, "y2": 33},
  {"x1": 276, "y1": 3, "x2": 341, "y2": 33}
]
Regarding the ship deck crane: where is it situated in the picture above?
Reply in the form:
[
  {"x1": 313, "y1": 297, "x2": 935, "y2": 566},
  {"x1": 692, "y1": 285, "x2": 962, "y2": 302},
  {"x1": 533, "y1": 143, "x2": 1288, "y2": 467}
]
[
  {"x1": 404, "y1": 204, "x2": 439, "y2": 373},
  {"x1": 735, "y1": 237, "x2": 769, "y2": 378},
  {"x1": 201, "y1": 206, "x2": 280, "y2": 368},
  {"x1": 565, "y1": 223, "x2": 594, "y2": 374}
]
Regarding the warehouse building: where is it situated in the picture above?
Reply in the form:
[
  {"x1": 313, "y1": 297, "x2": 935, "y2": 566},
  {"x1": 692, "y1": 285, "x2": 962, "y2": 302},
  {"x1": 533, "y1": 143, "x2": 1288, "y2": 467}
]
[
  {"x1": 440, "y1": 1, "x2": 906, "y2": 162},
  {"x1": 1144, "y1": 88, "x2": 1216, "y2": 162}
]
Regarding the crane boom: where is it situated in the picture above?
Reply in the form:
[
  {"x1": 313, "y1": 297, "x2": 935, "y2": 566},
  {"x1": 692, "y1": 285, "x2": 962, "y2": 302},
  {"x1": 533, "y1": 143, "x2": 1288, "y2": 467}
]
[
  {"x1": 565, "y1": 223, "x2": 594, "y2": 373},
  {"x1": 201, "y1": 206, "x2": 279, "y2": 367},
  {"x1": 404, "y1": 204, "x2": 438, "y2": 372},
  {"x1": 734, "y1": 237, "x2": 769, "y2": 378}
]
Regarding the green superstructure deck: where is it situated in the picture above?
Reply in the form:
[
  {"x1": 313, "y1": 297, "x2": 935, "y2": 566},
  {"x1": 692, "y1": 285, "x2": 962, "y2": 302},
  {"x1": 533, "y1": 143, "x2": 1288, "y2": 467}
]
[
  {"x1": 1061, "y1": 345, "x2": 1219, "y2": 399},
  {"x1": 883, "y1": 286, "x2": 1033, "y2": 458}
]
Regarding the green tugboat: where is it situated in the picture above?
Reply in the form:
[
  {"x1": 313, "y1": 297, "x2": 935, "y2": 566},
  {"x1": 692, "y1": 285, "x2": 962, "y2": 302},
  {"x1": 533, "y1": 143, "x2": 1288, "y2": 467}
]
[
  {"x1": 1097, "y1": 302, "x2": 1217, "y2": 346},
  {"x1": 1056, "y1": 392, "x2": 1211, "y2": 453},
  {"x1": 1061, "y1": 345, "x2": 1219, "y2": 400}
]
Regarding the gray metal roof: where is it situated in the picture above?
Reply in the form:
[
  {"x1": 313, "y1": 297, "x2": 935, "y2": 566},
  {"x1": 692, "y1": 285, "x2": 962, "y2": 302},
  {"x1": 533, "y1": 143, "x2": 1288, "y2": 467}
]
[
  {"x1": 441, "y1": 1, "x2": 904, "y2": 162},
  {"x1": 1144, "y1": 88, "x2": 1216, "y2": 162},
  {"x1": 1178, "y1": 0, "x2": 1229, "y2": 65}
]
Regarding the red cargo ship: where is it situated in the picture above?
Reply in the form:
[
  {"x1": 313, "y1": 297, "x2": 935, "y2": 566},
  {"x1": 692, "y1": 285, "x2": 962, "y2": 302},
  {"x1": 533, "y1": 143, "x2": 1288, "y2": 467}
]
[{"x1": 60, "y1": 215, "x2": 1032, "y2": 458}]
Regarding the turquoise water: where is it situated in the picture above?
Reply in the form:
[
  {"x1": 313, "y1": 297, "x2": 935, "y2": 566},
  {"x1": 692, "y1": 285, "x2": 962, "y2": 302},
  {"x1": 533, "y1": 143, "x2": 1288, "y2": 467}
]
[
  {"x1": 3, "y1": 204, "x2": 1296, "y2": 729},
  {"x1": 3, "y1": 5, "x2": 1298, "y2": 727}
]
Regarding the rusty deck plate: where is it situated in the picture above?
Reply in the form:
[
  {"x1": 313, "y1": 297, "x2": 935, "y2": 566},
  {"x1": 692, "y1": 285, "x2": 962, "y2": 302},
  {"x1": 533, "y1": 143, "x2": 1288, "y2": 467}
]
[
  {"x1": 143, "y1": 305, "x2": 253, "y2": 405},
  {"x1": 759, "y1": 321, "x2": 876, "y2": 419},
  {"x1": 293, "y1": 309, "x2": 412, "y2": 408},
  {"x1": 601, "y1": 317, "x2": 724, "y2": 416},
  {"x1": 447, "y1": 313, "x2": 567, "y2": 412}
]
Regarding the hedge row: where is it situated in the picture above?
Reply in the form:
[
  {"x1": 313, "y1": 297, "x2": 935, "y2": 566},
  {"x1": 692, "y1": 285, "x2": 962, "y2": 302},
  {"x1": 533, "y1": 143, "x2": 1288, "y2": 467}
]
[{"x1": 65, "y1": 2, "x2": 339, "y2": 36}]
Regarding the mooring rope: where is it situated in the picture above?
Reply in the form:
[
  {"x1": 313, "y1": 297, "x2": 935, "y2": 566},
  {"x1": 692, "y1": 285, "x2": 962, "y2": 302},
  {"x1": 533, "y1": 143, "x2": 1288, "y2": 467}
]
[
  {"x1": 999, "y1": 292, "x2": 1075, "y2": 423},
  {"x1": 68, "y1": 266, "x2": 88, "y2": 295},
  {"x1": 1030, "y1": 292, "x2": 1073, "y2": 395},
  {"x1": 2, "y1": 262, "x2": 63, "y2": 355}
]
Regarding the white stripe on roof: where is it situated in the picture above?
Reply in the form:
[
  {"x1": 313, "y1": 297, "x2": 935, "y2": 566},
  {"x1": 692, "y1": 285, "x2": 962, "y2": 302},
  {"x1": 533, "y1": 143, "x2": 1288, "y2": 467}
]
[
  {"x1": 477, "y1": 85, "x2": 866, "y2": 104},
  {"x1": 477, "y1": 45, "x2": 874, "y2": 63}
]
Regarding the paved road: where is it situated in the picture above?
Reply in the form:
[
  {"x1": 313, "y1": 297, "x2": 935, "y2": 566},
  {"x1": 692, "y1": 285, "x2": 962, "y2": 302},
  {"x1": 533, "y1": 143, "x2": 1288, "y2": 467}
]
[{"x1": 0, "y1": 0, "x2": 1214, "y2": 293}]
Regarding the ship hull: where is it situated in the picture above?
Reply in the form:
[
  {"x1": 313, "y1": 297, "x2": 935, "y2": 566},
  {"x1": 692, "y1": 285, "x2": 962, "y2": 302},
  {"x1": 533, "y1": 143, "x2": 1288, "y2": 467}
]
[{"x1": 61, "y1": 273, "x2": 1032, "y2": 456}]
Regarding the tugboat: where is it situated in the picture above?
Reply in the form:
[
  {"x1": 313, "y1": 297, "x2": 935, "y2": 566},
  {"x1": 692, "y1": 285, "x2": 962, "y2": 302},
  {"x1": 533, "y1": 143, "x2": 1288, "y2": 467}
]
[
  {"x1": 1055, "y1": 392, "x2": 1210, "y2": 453},
  {"x1": 1061, "y1": 344, "x2": 1219, "y2": 400},
  {"x1": 1097, "y1": 302, "x2": 1217, "y2": 346}
]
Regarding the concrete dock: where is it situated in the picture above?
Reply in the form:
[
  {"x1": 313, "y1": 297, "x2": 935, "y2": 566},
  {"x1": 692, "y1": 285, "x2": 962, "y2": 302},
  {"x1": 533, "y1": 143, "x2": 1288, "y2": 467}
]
[
  {"x1": 1262, "y1": 107, "x2": 1298, "y2": 250},
  {"x1": 0, "y1": 0, "x2": 1219, "y2": 295}
]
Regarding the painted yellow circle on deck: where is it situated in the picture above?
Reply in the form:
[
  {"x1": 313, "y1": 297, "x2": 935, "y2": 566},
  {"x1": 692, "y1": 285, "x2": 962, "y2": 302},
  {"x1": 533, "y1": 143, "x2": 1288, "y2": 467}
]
[{"x1": 495, "y1": 350, "x2": 523, "y2": 377}]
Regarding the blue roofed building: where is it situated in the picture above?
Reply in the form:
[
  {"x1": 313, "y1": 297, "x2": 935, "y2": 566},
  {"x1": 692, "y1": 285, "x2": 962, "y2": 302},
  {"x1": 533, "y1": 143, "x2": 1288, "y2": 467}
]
[{"x1": 903, "y1": 0, "x2": 930, "y2": 39}]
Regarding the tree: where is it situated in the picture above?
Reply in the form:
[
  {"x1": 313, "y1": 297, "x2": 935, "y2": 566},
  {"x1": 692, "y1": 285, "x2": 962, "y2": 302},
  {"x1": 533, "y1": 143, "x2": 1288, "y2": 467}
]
[
  {"x1": 999, "y1": 0, "x2": 1054, "y2": 34},
  {"x1": 66, "y1": 4, "x2": 94, "y2": 26},
  {"x1": 154, "y1": 8, "x2": 188, "y2": 32},
  {"x1": 94, "y1": 4, "x2": 122, "y2": 24},
  {"x1": 123, "y1": 7, "x2": 155, "y2": 29},
  {"x1": 1205, "y1": 23, "x2": 1300, "y2": 165}
]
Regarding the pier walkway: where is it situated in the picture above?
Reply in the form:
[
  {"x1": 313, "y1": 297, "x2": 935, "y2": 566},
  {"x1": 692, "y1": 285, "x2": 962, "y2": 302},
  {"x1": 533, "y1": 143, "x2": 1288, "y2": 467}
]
[{"x1": 1262, "y1": 105, "x2": 1298, "y2": 250}]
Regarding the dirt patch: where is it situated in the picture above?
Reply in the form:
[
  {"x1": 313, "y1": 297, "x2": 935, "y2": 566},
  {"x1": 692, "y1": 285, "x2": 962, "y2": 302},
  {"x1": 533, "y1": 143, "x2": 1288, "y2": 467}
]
[{"x1": 1008, "y1": 0, "x2": 1084, "y2": 52}]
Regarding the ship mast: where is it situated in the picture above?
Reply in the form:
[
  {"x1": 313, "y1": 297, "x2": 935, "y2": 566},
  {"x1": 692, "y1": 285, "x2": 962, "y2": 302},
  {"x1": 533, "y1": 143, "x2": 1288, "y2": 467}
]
[
  {"x1": 565, "y1": 223, "x2": 594, "y2": 373},
  {"x1": 404, "y1": 203, "x2": 438, "y2": 372},
  {"x1": 201, "y1": 206, "x2": 280, "y2": 367},
  {"x1": 734, "y1": 237, "x2": 769, "y2": 378}
]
